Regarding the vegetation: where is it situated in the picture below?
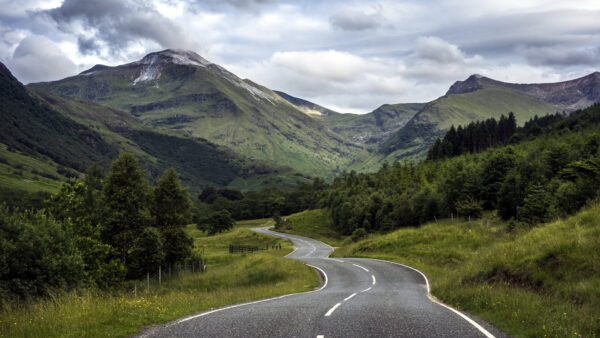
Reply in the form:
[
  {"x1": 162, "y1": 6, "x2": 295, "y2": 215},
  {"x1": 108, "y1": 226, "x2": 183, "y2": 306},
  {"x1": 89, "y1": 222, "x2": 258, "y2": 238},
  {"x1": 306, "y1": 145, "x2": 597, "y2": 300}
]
[
  {"x1": 331, "y1": 206, "x2": 600, "y2": 337},
  {"x1": 0, "y1": 219, "x2": 320, "y2": 337}
]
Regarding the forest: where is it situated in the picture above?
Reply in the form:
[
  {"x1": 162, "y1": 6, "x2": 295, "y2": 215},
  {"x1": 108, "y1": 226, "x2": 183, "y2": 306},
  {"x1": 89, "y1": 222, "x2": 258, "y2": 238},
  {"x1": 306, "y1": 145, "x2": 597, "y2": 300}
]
[{"x1": 1, "y1": 153, "x2": 195, "y2": 302}]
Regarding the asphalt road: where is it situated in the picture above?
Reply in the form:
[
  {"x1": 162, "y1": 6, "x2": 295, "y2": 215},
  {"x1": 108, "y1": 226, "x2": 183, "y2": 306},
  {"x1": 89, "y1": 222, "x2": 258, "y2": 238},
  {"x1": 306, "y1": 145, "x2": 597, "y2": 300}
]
[{"x1": 139, "y1": 227, "x2": 506, "y2": 338}]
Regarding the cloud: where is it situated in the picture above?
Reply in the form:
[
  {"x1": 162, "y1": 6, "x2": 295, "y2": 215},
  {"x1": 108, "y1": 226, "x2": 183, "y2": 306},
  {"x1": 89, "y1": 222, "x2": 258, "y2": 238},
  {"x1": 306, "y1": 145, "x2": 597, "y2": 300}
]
[
  {"x1": 402, "y1": 36, "x2": 485, "y2": 83},
  {"x1": 45, "y1": 0, "x2": 199, "y2": 56},
  {"x1": 521, "y1": 46, "x2": 600, "y2": 67},
  {"x1": 7, "y1": 35, "x2": 77, "y2": 83},
  {"x1": 271, "y1": 50, "x2": 373, "y2": 82},
  {"x1": 329, "y1": 8, "x2": 381, "y2": 31}
]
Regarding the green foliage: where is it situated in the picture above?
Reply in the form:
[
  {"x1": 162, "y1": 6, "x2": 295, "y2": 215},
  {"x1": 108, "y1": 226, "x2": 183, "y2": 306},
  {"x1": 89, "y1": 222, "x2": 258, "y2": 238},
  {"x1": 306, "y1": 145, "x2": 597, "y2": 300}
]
[
  {"x1": 101, "y1": 153, "x2": 151, "y2": 262},
  {"x1": 197, "y1": 210, "x2": 235, "y2": 235},
  {"x1": 0, "y1": 206, "x2": 84, "y2": 302},
  {"x1": 427, "y1": 113, "x2": 517, "y2": 160},
  {"x1": 351, "y1": 228, "x2": 367, "y2": 242},
  {"x1": 317, "y1": 103, "x2": 600, "y2": 233},
  {"x1": 152, "y1": 167, "x2": 192, "y2": 228},
  {"x1": 455, "y1": 198, "x2": 483, "y2": 219},
  {"x1": 127, "y1": 227, "x2": 164, "y2": 278}
]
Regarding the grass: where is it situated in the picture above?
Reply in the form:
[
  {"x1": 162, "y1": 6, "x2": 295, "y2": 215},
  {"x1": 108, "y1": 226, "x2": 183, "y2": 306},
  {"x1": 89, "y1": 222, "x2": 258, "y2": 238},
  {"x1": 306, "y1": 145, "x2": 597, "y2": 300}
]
[
  {"x1": 0, "y1": 145, "x2": 66, "y2": 193},
  {"x1": 281, "y1": 208, "x2": 600, "y2": 337},
  {"x1": 276, "y1": 209, "x2": 348, "y2": 247},
  {"x1": 0, "y1": 219, "x2": 320, "y2": 337}
]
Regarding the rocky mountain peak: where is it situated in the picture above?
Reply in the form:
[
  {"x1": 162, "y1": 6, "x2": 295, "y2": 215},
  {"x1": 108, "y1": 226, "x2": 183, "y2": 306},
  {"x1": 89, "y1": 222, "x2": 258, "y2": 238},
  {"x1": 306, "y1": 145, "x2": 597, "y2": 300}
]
[
  {"x1": 136, "y1": 49, "x2": 212, "y2": 68},
  {"x1": 445, "y1": 74, "x2": 487, "y2": 95}
]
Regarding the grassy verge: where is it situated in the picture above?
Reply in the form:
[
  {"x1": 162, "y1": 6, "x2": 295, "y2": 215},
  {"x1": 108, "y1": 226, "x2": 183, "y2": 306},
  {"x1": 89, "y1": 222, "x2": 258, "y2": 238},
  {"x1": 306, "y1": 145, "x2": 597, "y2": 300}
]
[
  {"x1": 0, "y1": 219, "x2": 320, "y2": 337},
  {"x1": 276, "y1": 209, "x2": 348, "y2": 247},
  {"x1": 283, "y1": 208, "x2": 600, "y2": 337}
]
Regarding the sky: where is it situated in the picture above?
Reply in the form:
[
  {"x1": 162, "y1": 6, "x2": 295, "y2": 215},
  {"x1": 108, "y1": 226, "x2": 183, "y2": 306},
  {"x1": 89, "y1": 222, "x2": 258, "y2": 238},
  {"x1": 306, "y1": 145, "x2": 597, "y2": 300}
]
[{"x1": 0, "y1": 0, "x2": 599, "y2": 114}]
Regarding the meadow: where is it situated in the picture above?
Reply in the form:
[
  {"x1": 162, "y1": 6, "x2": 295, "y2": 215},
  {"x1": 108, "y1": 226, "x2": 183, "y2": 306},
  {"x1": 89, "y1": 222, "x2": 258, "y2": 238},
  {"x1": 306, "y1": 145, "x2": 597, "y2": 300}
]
[{"x1": 0, "y1": 219, "x2": 320, "y2": 337}]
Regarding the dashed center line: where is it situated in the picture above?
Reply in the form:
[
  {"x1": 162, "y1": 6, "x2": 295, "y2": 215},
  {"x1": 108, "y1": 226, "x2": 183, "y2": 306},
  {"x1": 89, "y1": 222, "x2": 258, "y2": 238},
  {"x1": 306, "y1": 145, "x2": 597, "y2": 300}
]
[
  {"x1": 324, "y1": 303, "x2": 341, "y2": 317},
  {"x1": 362, "y1": 286, "x2": 372, "y2": 293},
  {"x1": 344, "y1": 293, "x2": 357, "y2": 301},
  {"x1": 317, "y1": 335, "x2": 324, "y2": 338},
  {"x1": 352, "y1": 263, "x2": 369, "y2": 272},
  {"x1": 372, "y1": 274, "x2": 376, "y2": 285}
]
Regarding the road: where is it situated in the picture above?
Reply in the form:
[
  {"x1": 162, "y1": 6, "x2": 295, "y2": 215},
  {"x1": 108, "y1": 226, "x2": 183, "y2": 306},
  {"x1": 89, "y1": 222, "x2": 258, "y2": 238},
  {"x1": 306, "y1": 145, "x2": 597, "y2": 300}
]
[{"x1": 138, "y1": 227, "x2": 506, "y2": 338}]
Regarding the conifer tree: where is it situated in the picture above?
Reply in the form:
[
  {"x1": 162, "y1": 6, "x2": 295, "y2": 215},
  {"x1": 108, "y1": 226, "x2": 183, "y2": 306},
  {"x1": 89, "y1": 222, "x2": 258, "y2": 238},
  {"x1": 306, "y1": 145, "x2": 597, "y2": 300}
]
[{"x1": 101, "y1": 153, "x2": 151, "y2": 263}]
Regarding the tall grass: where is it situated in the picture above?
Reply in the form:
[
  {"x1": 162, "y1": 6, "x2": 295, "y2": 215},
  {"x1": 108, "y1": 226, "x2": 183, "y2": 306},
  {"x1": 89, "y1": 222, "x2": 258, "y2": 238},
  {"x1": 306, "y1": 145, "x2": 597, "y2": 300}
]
[{"x1": 0, "y1": 220, "x2": 320, "y2": 337}]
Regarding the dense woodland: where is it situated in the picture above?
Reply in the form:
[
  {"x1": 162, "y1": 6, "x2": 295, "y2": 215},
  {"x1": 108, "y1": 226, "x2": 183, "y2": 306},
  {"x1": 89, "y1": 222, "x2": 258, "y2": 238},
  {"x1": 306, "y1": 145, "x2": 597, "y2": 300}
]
[{"x1": 1, "y1": 154, "x2": 195, "y2": 301}]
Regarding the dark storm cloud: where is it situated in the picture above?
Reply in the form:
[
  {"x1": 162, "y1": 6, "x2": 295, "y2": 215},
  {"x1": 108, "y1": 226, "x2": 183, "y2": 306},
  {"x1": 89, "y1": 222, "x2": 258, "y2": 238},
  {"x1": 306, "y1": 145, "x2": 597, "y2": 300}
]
[
  {"x1": 45, "y1": 0, "x2": 196, "y2": 55},
  {"x1": 522, "y1": 46, "x2": 600, "y2": 67},
  {"x1": 329, "y1": 8, "x2": 381, "y2": 31}
]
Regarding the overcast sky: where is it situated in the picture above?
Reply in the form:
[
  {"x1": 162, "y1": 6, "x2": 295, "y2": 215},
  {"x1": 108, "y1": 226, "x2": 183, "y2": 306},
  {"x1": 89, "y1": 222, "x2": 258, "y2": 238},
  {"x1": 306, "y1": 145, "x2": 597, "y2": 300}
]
[{"x1": 1, "y1": 0, "x2": 599, "y2": 114}]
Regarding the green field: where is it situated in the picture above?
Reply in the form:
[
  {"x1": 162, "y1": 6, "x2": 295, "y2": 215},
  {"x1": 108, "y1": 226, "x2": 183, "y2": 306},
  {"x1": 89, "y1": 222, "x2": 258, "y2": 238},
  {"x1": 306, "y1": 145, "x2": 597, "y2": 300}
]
[
  {"x1": 280, "y1": 207, "x2": 600, "y2": 337},
  {"x1": 0, "y1": 219, "x2": 320, "y2": 337}
]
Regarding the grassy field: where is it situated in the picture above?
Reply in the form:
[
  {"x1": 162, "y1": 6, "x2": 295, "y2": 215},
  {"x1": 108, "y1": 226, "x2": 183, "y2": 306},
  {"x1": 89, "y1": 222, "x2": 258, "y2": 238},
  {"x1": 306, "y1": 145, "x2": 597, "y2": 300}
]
[
  {"x1": 281, "y1": 208, "x2": 600, "y2": 337},
  {"x1": 0, "y1": 219, "x2": 320, "y2": 337},
  {"x1": 277, "y1": 209, "x2": 349, "y2": 247}
]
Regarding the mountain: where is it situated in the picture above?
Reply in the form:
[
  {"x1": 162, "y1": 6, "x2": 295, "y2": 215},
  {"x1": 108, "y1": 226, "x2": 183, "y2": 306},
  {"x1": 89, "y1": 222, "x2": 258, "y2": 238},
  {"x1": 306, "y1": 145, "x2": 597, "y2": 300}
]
[
  {"x1": 0, "y1": 60, "x2": 311, "y2": 196},
  {"x1": 379, "y1": 72, "x2": 600, "y2": 161},
  {"x1": 29, "y1": 49, "x2": 366, "y2": 175},
  {"x1": 0, "y1": 62, "x2": 118, "y2": 180},
  {"x1": 274, "y1": 90, "x2": 423, "y2": 145},
  {"x1": 447, "y1": 72, "x2": 600, "y2": 110}
]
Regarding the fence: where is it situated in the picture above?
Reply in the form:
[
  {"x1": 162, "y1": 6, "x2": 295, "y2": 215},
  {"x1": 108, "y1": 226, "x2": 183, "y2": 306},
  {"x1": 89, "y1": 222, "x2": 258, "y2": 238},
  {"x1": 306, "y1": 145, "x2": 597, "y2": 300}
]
[{"x1": 229, "y1": 243, "x2": 282, "y2": 253}]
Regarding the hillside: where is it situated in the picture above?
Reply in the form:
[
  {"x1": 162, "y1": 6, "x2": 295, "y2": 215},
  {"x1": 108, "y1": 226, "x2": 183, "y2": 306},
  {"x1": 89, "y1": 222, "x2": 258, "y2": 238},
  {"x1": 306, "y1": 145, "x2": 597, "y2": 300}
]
[
  {"x1": 28, "y1": 50, "x2": 366, "y2": 175},
  {"x1": 275, "y1": 90, "x2": 423, "y2": 147},
  {"x1": 0, "y1": 61, "x2": 311, "y2": 199},
  {"x1": 379, "y1": 73, "x2": 600, "y2": 161}
]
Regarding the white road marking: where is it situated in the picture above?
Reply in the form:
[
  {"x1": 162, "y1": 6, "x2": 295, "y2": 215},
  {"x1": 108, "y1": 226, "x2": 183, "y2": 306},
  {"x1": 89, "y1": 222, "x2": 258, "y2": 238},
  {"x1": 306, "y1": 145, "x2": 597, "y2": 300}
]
[
  {"x1": 324, "y1": 303, "x2": 341, "y2": 317},
  {"x1": 317, "y1": 335, "x2": 324, "y2": 338},
  {"x1": 176, "y1": 265, "x2": 328, "y2": 324},
  {"x1": 371, "y1": 274, "x2": 376, "y2": 285},
  {"x1": 361, "y1": 286, "x2": 372, "y2": 293},
  {"x1": 329, "y1": 258, "x2": 344, "y2": 263},
  {"x1": 352, "y1": 263, "x2": 369, "y2": 272},
  {"x1": 369, "y1": 258, "x2": 496, "y2": 338},
  {"x1": 344, "y1": 293, "x2": 357, "y2": 301}
]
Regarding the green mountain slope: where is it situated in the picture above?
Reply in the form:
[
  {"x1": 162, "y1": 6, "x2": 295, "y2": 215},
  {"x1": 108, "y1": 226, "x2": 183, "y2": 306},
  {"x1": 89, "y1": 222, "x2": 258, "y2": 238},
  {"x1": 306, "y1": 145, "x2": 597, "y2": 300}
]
[
  {"x1": 274, "y1": 90, "x2": 423, "y2": 147},
  {"x1": 31, "y1": 89, "x2": 312, "y2": 194},
  {"x1": 378, "y1": 75, "x2": 599, "y2": 162},
  {"x1": 29, "y1": 50, "x2": 366, "y2": 175},
  {"x1": 0, "y1": 63, "x2": 119, "y2": 171}
]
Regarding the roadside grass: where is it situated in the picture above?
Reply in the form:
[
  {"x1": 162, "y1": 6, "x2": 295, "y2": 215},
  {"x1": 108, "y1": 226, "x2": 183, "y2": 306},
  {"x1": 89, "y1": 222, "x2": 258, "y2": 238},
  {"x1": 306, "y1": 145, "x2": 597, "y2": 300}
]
[
  {"x1": 277, "y1": 209, "x2": 348, "y2": 247},
  {"x1": 0, "y1": 219, "x2": 320, "y2": 337},
  {"x1": 283, "y1": 208, "x2": 600, "y2": 337}
]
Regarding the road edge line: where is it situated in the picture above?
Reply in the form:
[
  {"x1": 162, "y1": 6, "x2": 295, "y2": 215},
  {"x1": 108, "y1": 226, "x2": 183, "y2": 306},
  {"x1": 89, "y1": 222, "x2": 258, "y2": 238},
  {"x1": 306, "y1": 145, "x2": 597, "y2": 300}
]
[{"x1": 368, "y1": 258, "x2": 496, "y2": 338}]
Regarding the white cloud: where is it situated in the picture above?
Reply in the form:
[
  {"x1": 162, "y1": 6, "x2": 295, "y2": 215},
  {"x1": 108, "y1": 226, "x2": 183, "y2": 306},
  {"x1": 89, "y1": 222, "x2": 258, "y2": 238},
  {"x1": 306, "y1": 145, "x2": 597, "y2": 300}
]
[{"x1": 7, "y1": 35, "x2": 77, "y2": 84}]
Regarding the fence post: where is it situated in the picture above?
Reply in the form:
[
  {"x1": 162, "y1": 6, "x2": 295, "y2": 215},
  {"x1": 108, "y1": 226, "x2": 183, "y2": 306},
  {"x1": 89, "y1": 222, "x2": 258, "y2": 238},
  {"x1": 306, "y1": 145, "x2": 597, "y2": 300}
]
[
  {"x1": 134, "y1": 281, "x2": 137, "y2": 298},
  {"x1": 159, "y1": 266, "x2": 161, "y2": 285},
  {"x1": 146, "y1": 272, "x2": 150, "y2": 292}
]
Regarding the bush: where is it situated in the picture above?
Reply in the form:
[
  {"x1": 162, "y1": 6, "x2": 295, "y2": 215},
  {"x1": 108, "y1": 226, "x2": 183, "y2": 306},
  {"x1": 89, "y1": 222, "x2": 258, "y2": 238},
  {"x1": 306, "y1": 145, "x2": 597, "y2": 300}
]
[
  {"x1": 351, "y1": 228, "x2": 367, "y2": 242},
  {"x1": 0, "y1": 206, "x2": 84, "y2": 301},
  {"x1": 455, "y1": 198, "x2": 483, "y2": 220}
]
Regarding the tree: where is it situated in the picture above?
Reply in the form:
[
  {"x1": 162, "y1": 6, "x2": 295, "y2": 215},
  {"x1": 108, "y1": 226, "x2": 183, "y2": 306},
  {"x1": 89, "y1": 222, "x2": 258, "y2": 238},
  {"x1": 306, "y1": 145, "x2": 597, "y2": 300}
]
[
  {"x1": 48, "y1": 180, "x2": 125, "y2": 288},
  {"x1": 151, "y1": 168, "x2": 193, "y2": 267},
  {"x1": 152, "y1": 168, "x2": 192, "y2": 228},
  {"x1": 100, "y1": 153, "x2": 151, "y2": 264},
  {"x1": 127, "y1": 227, "x2": 164, "y2": 279},
  {"x1": 0, "y1": 207, "x2": 84, "y2": 300},
  {"x1": 198, "y1": 210, "x2": 235, "y2": 235}
]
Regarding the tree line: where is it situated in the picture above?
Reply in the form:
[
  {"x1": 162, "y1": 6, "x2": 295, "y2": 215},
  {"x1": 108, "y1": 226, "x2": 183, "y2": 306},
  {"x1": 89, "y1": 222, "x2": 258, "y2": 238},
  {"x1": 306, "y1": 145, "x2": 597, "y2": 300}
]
[{"x1": 1, "y1": 153, "x2": 194, "y2": 302}]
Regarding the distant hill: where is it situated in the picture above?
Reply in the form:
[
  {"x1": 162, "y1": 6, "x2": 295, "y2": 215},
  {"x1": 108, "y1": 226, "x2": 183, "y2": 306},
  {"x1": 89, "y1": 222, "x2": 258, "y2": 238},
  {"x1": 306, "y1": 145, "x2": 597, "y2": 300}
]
[{"x1": 379, "y1": 72, "x2": 600, "y2": 162}]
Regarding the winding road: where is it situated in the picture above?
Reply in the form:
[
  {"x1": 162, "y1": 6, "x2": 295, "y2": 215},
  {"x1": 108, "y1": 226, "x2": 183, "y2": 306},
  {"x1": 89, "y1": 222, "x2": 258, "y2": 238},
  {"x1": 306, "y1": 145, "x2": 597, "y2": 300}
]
[{"x1": 139, "y1": 227, "x2": 506, "y2": 338}]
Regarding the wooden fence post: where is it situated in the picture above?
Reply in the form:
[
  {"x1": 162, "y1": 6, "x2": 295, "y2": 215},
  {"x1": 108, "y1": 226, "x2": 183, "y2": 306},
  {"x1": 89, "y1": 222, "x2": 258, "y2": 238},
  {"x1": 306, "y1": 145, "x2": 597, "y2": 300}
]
[{"x1": 159, "y1": 266, "x2": 161, "y2": 285}]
